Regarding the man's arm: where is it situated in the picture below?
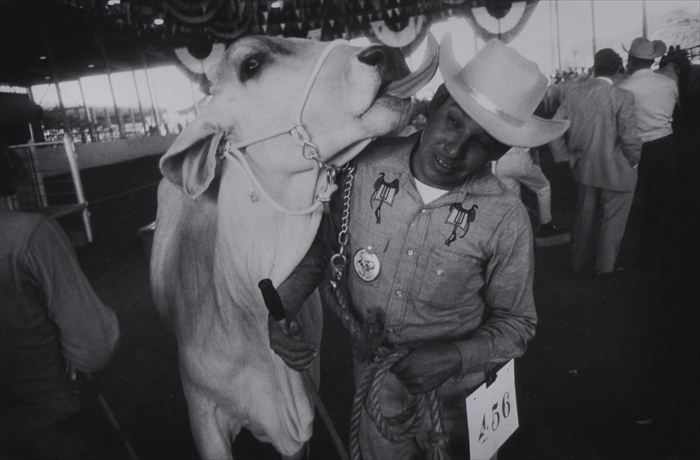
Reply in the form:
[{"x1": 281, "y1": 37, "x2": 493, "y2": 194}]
[
  {"x1": 270, "y1": 190, "x2": 340, "y2": 370},
  {"x1": 22, "y1": 217, "x2": 119, "y2": 374},
  {"x1": 618, "y1": 89, "x2": 642, "y2": 167},
  {"x1": 277, "y1": 196, "x2": 339, "y2": 317},
  {"x1": 455, "y1": 202, "x2": 537, "y2": 376}
]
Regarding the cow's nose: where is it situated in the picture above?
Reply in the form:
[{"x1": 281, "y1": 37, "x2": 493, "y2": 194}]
[
  {"x1": 357, "y1": 45, "x2": 410, "y2": 83},
  {"x1": 357, "y1": 46, "x2": 387, "y2": 67}
]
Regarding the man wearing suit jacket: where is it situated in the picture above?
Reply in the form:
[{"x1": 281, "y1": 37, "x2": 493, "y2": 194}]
[{"x1": 550, "y1": 49, "x2": 642, "y2": 277}]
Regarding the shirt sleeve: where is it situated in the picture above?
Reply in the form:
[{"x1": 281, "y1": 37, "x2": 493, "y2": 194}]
[
  {"x1": 454, "y1": 203, "x2": 537, "y2": 376},
  {"x1": 618, "y1": 90, "x2": 642, "y2": 166},
  {"x1": 22, "y1": 217, "x2": 120, "y2": 373}
]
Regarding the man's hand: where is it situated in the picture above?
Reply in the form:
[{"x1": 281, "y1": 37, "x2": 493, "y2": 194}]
[
  {"x1": 390, "y1": 342, "x2": 461, "y2": 394},
  {"x1": 268, "y1": 316, "x2": 317, "y2": 371}
]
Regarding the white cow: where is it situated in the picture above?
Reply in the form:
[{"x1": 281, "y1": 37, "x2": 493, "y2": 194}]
[{"x1": 150, "y1": 35, "x2": 437, "y2": 459}]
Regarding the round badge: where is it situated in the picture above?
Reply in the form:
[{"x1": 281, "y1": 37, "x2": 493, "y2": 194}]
[{"x1": 353, "y1": 247, "x2": 381, "y2": 282}]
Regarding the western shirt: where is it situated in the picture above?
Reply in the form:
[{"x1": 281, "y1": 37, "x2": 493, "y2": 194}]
[
  {"x1": 328, "y1": 135, "x2": 536, "y2": 382},
  {"x1": 619, "y1": 68, "x2": 678, "y2": 143}
]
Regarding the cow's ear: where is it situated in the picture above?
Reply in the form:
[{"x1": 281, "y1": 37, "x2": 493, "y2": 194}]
[{"x1": 160, "y1": 120, "x2": 225, "y2": 199}]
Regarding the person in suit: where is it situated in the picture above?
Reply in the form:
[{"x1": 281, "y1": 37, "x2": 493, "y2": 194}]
[{"x1": 549, "y1": 48, "x2": 642, "y2": 277}]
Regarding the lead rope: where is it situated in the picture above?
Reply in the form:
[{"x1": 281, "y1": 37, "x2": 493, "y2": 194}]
[{"x1": 324, "y1": 165, "x2": 447, "y2": 460}]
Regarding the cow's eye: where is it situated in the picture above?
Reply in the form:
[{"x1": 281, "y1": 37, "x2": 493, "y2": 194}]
[{"x1": 240, "y1": 53, "x2": 265, "y2": 82}]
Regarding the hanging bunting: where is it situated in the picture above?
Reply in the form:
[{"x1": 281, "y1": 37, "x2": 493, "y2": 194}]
[
  {"x1": 174, "y1": 43, "x2": 226, "y2": 83},
  {"x1": 463, "y1": 0, "x2": 540, "y2": 44},
  {"x1": 370, "y1": 14, "x2": 428, "y2": 49}
]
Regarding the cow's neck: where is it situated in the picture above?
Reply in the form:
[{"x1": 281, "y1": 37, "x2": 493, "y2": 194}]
[{"x1": 214, "y1": 149, "x2": 324, "y2": 324}]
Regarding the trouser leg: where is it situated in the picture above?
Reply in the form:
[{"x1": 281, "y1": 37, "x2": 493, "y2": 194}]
[
  {"x1": 572, "y1": 183, "x2": 598, "y2": 273},
  {"x1": 517, "y1": 162, "x2": 552, "y2": 225},
  {"x1": 596, "y1": 190, "x2": 634, "y2": 274}
]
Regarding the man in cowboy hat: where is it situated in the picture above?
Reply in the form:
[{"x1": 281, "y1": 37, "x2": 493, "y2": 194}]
[
  {"x1": 619, "y1": 36, "x2": 678, "y2": 272},
  {"x1": 549, "y1": 48, "x2": 642, "y2": 278},
  {"x1": 269, "y1": 37, "x2": 568, "y2": 459}
]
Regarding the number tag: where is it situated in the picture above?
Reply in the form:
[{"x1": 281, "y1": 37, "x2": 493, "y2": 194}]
[{"x1": 465, "y1": 359, "x2": 519, "y2": 460}]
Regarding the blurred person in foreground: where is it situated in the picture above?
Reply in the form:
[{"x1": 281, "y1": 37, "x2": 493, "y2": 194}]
[
  {"x1": 0, "y1": 209, "x2": 120, "y2": 459},
  {"x1": 549, "y1": 48, "x2": 641, "y2": 278},
  {"x1": 270, "y1": 37, "x2": 569, "y2": 460}
]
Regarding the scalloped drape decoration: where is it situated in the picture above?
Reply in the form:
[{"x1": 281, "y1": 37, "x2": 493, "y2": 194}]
[
  {"x1": 462, "y1": 0, "x2": 539, "y2": 44},
  {"x1": 370, "y1": 15, "x2": 428, "y2": 48},
  {"x1": 175, "y1": 43, "x2": 226, "y2": 82}
]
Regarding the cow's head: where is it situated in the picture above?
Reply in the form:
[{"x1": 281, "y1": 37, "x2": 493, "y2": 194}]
[{"x1": 160, "y1": 35, "x2": 437, "y2": 198}]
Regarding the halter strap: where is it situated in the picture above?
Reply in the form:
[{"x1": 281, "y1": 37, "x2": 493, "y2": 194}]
[{"x1": 222, "y1": 39, "x2": 347, "y2": 216}]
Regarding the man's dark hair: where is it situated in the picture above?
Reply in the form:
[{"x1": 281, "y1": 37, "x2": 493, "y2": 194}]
[{"x1": 594, "y1": 49, "x2": 623, "y2": 77}]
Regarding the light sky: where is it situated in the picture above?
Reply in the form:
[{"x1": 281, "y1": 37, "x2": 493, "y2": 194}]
[{"x1": 30, "y1": 0, "x2": 700, "y2": 114}]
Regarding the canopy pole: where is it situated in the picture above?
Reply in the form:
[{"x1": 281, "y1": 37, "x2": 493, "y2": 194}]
[
  {"x1": 96, "y1": 34, "x2": 126, "y2": 139},
  {"x1": 131, "y1": 70, "x2": 149, "y2": 135},
  {"x1": 590, "y1": 0, "x2": 597, "y2": 56},
  {"x1": 141, "y1": 52, "x2": 162, "y2": 133},
  {"x1": 642, "y1": 0, "x2": 648, "y2": 39},
  {"x1": 77, "y1": 78, "x2": 97, "y2": 142},
  {"x1": 554, "y1": 0, "x2": 562, "y2": 70},
  {"x1": 42, "y1": 30, "x2": 71, "y2": 137}
]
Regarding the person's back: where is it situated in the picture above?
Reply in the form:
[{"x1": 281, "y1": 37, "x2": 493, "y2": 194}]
[
  {"x1": 556, "y1": 77, "x2": 638, "y2": 192},
  {"x1": 0, "y1": 210, "x2": 119, "y2": 457},
  {"x1": 619, "y1": 68, "x2": 677, "y2": 143}
]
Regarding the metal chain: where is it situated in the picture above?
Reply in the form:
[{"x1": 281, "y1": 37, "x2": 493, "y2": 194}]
[{"x1": 330, "y1": 163, "x2": 355, "y2": 282}]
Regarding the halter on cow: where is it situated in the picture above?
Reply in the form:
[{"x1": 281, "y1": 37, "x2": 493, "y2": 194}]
[{"x1": 221, "y1": 40, "x2": 350, "y2": 216}]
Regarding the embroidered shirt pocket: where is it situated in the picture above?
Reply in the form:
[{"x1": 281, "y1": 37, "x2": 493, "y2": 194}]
[{"x1": 416, "y1": 245, "x2": 483, "y2": 309}]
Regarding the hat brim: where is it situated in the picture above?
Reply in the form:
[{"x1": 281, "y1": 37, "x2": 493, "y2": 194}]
[
  {"x1": 622, "y1": 40, "x2": 667, "y2": 60},
  {"x1": 439, "y1": 36, "x2": 569, "y2": 148}
]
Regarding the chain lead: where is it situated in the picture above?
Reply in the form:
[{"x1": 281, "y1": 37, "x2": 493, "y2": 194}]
[{"x1": 330, "y1": 164, "x2": 355, "y2": 281}]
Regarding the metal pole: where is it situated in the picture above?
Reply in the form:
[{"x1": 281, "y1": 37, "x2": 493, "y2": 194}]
[
  {"x1": 105, "y1": 72, "x2": 125, "y2": 139},
  {"x1": 53, "y1": 82, "x2": 72, "y2": 136},
  {"x1": 130, "y1": 70, "x2": 149, "y2": 134},
  {"x1": 554, "y1": 0, "x2": 562, "y2": 70},
  {"x1": 642, "y1": 0, "x2": 648, "y2": 39},
  {"x1": 77, "y1": 78, "x2": 97, "y2": 141},
  {"x1": 41, "y1": 19, "x2": 71, "y2": 137},
  {"x1": 96, "y1": 34, "x2": 126, "y2": 138},
  {"x1": 141, "y1": 53, "x2": 161, "y2": 132},
  {"x1": 590, "y1": 0, "x2": 597, "y2": 56},
  {"x1": 63, "y1": 134, "x2": 93, "y2": 243}
]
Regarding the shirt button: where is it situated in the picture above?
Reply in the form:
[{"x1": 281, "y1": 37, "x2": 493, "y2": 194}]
[
  {"x1": 407, "y1": 249, "x2": 415, "y2": 256},
  {"x1": 395, "y1": 289, "x2": 403, "y2": 298}
]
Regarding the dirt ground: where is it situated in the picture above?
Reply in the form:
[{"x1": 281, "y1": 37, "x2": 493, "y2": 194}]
[{"x1": 65, "y1": 154, "x2": 698, "y2": 460}]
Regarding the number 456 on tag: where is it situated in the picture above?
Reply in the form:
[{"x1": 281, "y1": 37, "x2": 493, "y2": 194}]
[{"x1": 465, "y1": 359, "x2": 518, "y2": 460}]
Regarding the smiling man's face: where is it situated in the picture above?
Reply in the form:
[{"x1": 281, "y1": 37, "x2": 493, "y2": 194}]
[{"x1": 411, "y1": 94, "x2": 506, "y2": 190}]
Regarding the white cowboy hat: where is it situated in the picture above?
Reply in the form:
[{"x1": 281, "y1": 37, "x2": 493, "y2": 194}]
[
  {"x1": 623, "y1": 37, "x2": 667, "y2": 60},
  {"x1": 439, "y1": 35, "x2": 569, "y2": 148}
]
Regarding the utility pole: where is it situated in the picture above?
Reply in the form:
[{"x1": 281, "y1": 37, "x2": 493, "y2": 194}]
[{"x1": 590, "y1": 0, "x2": 597, "y2": 56}]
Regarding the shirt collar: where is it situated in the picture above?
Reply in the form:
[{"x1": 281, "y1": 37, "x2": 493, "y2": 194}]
[{"x1": 595, "y1": 76, "x2": 613, "y2": 85}]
